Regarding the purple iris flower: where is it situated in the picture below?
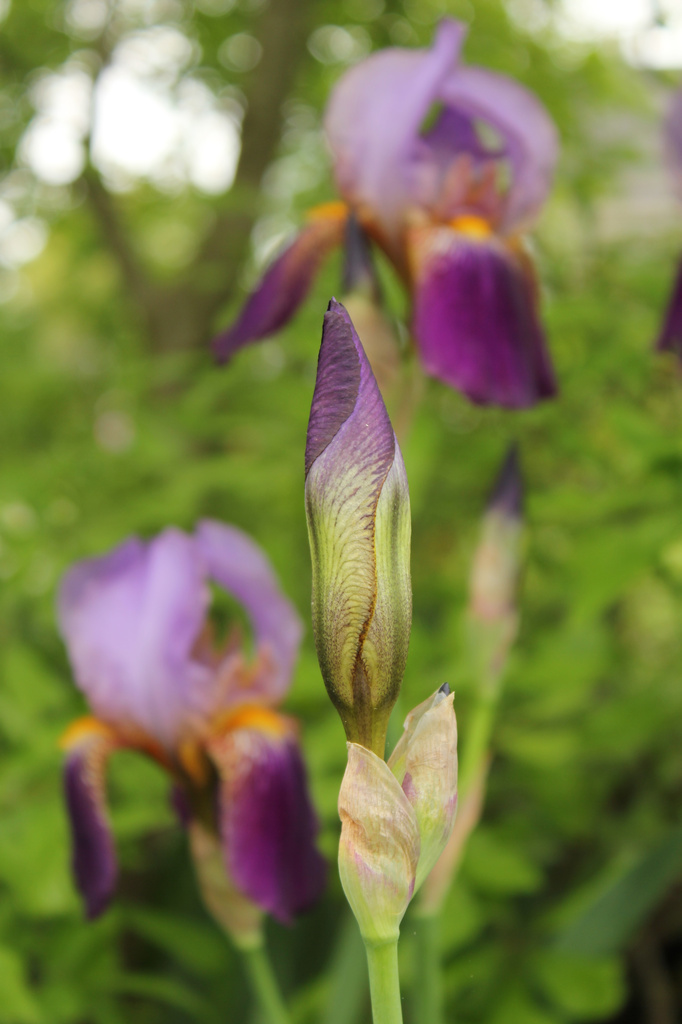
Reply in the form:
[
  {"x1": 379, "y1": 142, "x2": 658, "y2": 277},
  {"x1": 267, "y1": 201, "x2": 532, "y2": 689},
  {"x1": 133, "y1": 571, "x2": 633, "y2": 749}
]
[
  {"x1": 214, "y1": 19, "x2": 559, "y2": 409},
  {"x1": 59, "y1": 520, "x2": 326, "y2": 924},
  {"x1": 656, "y1": 88, "x2": 682, "y2": 357}
]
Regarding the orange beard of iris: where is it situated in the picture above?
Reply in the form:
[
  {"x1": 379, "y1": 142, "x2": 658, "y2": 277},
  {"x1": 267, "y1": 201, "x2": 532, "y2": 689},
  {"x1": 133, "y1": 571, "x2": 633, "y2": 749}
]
[{"x1": 448, "y1": 213, "x2": 494, "y2": 239}]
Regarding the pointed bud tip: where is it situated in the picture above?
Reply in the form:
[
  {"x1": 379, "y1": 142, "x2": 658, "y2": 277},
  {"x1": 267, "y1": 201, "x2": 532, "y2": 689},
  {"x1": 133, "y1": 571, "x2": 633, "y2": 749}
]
[
  {"x1": 305, "y1": 302, "x2": 362, "y2": 477},
  {"x1": 438, "y1": 682, "x2": 451, "y2": 696},
  {"x1": 488, "y1": 444, "x2": 523, "y2": 520}
]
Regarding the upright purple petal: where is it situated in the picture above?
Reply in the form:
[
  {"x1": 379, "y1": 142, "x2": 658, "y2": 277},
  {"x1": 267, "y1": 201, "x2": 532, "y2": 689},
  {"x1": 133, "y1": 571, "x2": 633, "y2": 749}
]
[
  {"x1": 664, "y1": 88, "x2": 682, "y2": 200},
  {"x1": 195, "y1": 520, "x2": 303, "y2": 706},
  {"x1": 62, "y1": 719, "x2": 119, "y2": 919},
  {"x1": 213, "y1": 207, "x2": 347, "y2": 364},
  {"x1": 656, "y1": 253, "x2": 682, "y2": 357},
  {"x1": 207, "y1": 715, "x2": 326, "y2": 924},
  {"x1": 325, "y1": 19, "x2": 466, "y2": 248},
  {"x1": 411, "y1": 226, "x2": 556, "y2": 408},
  {"x1": 58, "y1": 530, "x2": 213, "y2": 748},
  {"x1": 440, "y1": 66, "x2": 559, "y2": 232}
]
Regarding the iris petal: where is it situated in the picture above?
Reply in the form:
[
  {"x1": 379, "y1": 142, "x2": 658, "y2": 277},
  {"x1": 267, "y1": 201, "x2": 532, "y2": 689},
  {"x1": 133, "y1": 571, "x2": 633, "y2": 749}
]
[
  {"x1": 213, "y1": 205, "x2": 347, "y2": 363},
  {"x1": 440, "y1": 65, "x2": 558, "y2": 233},
  {"x1": 656, "y1": 254, "x2": 682, "y2": 357},
  {"x1": 325, "y1": 19, "x2": 465, "y2": 249},
  {"x1": 58, "y1": 531, "x2": 213, "y2": 749},
  {"x1": 206, "y1": 713, "x2": 326, "y2": 924},
  {"x1": 195, "y1": 519, "x2": 303, "y2": 706},
  {"x1": 62, "y1": 718, "x2": 120, "y2": 919},
  {"x1": 410, "y1": 225, "x2": 556, "y2": 408}
]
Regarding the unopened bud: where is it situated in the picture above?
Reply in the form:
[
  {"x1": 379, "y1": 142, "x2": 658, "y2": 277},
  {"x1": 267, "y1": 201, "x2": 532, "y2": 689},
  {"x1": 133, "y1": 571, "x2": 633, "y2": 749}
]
[
  {"x1": 338, "y1": 687, "x2": 457, "y2": 943},
  {"x1": 338, "y1": 743, "x2": 420, "y2": 945},
  {"x1": 468, "y1": 445, "x2": 523, "y2": 682},
  {"x1": 305, "y1": 300, "x2": 411, "y2": 755},
  {"x1": 388, "y1": 686, "x2": 458, "y2": 891}
]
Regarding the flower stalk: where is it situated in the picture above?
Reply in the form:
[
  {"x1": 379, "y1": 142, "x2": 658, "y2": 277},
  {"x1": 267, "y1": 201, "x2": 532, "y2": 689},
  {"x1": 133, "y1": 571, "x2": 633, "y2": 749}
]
[
  {"x1": 240, "y1": 945, "x2": 292, "y2": 1024},
  {"x1": 413, "y1": 447, "x2": 524, "y2": 1024},
  {"x1": 365, "y1": 942, "x2": 404, "y2": 1024}
]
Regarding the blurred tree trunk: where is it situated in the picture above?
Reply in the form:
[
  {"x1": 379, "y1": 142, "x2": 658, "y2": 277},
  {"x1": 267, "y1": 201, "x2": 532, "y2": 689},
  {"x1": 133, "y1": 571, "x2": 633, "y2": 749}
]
[{"x1": 84, "y1": 0, "x2": 313, "y2": 354}]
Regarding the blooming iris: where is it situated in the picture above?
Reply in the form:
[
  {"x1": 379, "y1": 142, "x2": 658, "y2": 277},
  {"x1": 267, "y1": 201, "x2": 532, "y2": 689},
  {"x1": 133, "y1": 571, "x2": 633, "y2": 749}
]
[
  {"x1": 214, "y1": 19, "x2": 559, "y2": 409},
  {"x1": 656, "y1": 88, "x2": 682, "y2": 356},
  {"x1": 59, "y1": 520, "x2": 326, "y2": 929}
]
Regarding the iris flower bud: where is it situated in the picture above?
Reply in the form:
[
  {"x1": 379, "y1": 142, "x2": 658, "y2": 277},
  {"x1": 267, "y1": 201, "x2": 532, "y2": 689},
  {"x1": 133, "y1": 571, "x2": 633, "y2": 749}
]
[
  {"x1": 305, "y1": 299, "x2": 411, "y2": 755},
  {"x1": 468, "y1": 445, "x2": 523, "y2": 685},
  {"x1": 338, "y1": 686, "x2": 457, "y2": 944}
]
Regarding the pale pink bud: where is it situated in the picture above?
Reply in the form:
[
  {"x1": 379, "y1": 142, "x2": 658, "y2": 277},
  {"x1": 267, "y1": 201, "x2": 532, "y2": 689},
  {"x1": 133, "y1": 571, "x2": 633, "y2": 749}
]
[{"x1": 338, "y1": 686, "x2": 457, "y2": 943}]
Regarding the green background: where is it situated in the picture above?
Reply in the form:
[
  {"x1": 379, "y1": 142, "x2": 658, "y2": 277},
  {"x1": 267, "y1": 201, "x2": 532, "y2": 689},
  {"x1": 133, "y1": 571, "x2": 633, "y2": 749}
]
[{"x1": 1, "y1": 0, "x2": 681, "y2": 1020}]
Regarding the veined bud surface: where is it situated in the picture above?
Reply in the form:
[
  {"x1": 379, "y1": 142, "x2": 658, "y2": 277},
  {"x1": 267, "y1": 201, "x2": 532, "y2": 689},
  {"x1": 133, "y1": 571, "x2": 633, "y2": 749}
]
[
  {"x1": 338, "y1": 686, "x2": 457, "y2": 944},
  {"x1": 305, "y1": 299, "x2": 411, "y2": 755}
]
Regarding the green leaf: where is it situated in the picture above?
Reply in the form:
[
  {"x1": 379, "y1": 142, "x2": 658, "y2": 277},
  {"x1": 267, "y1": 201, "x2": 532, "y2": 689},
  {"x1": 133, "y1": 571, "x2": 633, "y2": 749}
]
[
  {"x1": 557, "y1": 825, "x2": 682, "y2": 955},
  {"x1": 531, "y1": 951, "x2": 625, "y2": 1019}
]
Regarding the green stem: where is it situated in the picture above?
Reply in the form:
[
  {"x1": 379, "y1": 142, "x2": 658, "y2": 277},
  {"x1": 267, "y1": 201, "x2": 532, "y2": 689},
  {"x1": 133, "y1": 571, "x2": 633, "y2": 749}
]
[
  {"x1": 365, "y1": 941, "x2": 403, "y2": 1024},
  {"x1": 413, "y1": 914, "x2": 444, "y2": 1024},
  {"x1": 240, "y1": 944, "x2": 291, "y2": 1024}
]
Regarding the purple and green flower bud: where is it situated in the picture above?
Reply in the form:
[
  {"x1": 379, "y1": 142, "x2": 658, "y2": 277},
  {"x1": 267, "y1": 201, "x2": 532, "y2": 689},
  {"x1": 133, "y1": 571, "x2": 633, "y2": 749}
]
[
  {"x1": 468, "y1": 445, "x2": 523, "y2": 684},
  {"x1": 338, "y1": 686, "x2": 457, "y2": 944},
  {"x1": 305, "y1": 300, "x2": 411, "y2": 755}
]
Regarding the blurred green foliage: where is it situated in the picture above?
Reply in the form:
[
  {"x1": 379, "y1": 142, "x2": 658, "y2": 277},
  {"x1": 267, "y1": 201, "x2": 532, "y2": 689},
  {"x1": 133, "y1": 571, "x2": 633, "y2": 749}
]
[{"x1": 1, "y1": 0, "x2": 682, "y2": 1021}]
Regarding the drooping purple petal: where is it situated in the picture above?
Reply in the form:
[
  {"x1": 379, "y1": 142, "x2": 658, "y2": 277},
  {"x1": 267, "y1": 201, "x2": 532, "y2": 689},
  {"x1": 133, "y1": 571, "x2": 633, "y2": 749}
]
[
  {"x1": 58, "y1": 530, "x2": 213, "y2": 748},
  {"x1": 207, "y1": 716, "x2": 326, "y2": 924},
  {"x1": 440, "y1": 66, "x2": 559, "y2": 233},
  {"x1": 410, "y1": 227, "x2": 556, "y2": 408},
  {"x1": 305, "y1": 300, "x2": 411, "y2": 752},
  {"x1": 656, "y1": 253, "x2": 682, "y2": 357},
  {"x1": 195, "y1": 520, "x2": 303, "y2": 706},
  {"x1": 325, "y1": 19, "x2": 466, "y2": 248},
  {"x1": 664, "y1": 88, "x2": 682, "y2": 200},
  {"x1": 62, "y1": 719, "x2": 119, "y2": 919},
  {"x1": 212, "y1": 208, "x2": 347, "y2": 364}
]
